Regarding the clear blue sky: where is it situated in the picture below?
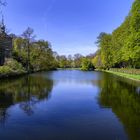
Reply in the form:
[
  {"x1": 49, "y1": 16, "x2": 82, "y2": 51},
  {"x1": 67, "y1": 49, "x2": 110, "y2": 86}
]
[{"x1": 2, "y1": 0, "x2": 134, "y2": 56}]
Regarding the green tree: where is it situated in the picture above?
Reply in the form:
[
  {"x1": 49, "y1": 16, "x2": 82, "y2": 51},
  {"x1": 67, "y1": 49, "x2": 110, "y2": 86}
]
[
  {"x1": 94, "y1": 0, "x2": 140, "y2": 69},
  {"x1": 92, "y1": 50, "x2": 103, "y2": 69},
  {"x1": 73, "y1": 53, "x2": 83, "y2": 68},
  {"x1": 96, "y1": 33, "x2": 113, "y2": 69},
  {"x1": 81, "y1": 58, "x2": 94, "y2": 71},
  {"x1": 12, "y1": 30, "x2": 57, "y2": 72}
]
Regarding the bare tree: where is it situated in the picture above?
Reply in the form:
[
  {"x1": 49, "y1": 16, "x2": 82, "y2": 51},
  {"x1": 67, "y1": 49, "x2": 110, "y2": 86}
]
[
  {"x1": 22, "y1": 27, "x2": 35, "y2": 42},
  {"x1": 0, "y1": 0, "x2": 6, "y2": 15},
  {"x1": 22, "y1": 27, "x2": 36, "y2": 73},
  {"x1": 0, "y1": 0, "x2": 6, "y2": 5}
]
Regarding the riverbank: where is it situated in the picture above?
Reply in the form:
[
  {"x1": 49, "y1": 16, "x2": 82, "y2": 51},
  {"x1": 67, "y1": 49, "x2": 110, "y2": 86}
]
[
  {"x1": 57, "y1": 68, "x2": 80, "y2": 70},
  {"x1": 100, "y1": 70, "x2": 140, "y2": 82},
  {"x1": 0, "y1": 71, "x2": 27, "y2": 79},
  {"x1": 0, "y1": 58, "x2": 58, "y2": 79}
]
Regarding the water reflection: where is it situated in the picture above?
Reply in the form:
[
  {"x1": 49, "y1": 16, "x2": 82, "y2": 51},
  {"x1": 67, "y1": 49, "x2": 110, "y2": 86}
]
[
  {"x1": 46, "y1": 70, "x2": 102, "y2": 85},
  {"x1": 98, "y1": 72, "x2": 140, "y2": 140},
  {"x1": 0, "y1": 71, "x2": 140, "y2": 140},
  {"x1": 0, "y1": 75, "x2": 54, "y2": 122}
]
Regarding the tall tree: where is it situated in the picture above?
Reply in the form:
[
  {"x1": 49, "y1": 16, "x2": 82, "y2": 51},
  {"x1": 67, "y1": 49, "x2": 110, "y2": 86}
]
[
  {"x1": 0, "y1": 0, "x2": 6, "y2": 17},
  {"x1": 94, "y1": 0, "x2": 140, "y2": 69},
  {"x1": 22, "y1": 27, "x2": 36, "y2": 73},
  {"x1": 96, "y1": 33, "x2": 113, "y2": 69}
]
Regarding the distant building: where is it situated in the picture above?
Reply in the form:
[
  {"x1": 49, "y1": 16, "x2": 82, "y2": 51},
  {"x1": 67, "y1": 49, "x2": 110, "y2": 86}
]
[{"x1": 0, "y1": 17, "x2": 13, "y2": 66}]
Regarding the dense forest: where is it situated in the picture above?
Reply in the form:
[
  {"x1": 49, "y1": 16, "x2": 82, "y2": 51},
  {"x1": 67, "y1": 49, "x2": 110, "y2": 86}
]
[{"x1": 92, "y1": 0, "x2": 140, "y2": 70}]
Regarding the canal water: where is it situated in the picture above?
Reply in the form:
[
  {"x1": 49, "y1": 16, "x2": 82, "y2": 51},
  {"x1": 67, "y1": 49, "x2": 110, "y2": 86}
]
[{"x1": 0, "y1": 70, "x2": 139, "y2": 140}]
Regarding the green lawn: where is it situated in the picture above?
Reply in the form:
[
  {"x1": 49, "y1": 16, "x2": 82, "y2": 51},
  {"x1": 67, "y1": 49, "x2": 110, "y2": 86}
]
[{"x1": 105, "y1": 70, "x2": 140, "y2": 81}]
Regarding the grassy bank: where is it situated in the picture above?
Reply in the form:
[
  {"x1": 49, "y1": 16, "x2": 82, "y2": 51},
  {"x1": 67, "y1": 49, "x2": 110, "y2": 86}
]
[{"x1": 104, "y1": 70, "x2": 140, "y2": 82}]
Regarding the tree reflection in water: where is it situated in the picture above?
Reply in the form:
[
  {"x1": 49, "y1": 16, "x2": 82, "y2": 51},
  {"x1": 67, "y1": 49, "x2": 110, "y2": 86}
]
[
  {"x1": 98, "y1": 72, "x2": 140, "y2": 140},
  {"x1": 0, "y1": 74, "x2": 54, "y2": 122}
]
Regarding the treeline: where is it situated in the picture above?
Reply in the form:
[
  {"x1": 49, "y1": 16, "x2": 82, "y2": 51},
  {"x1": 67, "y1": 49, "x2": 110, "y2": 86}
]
[
  {"x1": 7, "y1": 27, "x2": 95, "y2": 73},
  {"x1": 54, "y1": 53, "x2": 95, "y2": 70},
  {"x1": 1, "y1": 26, "x2": 95, "y2": 75},
  {"x1": 93, "y1": 0, "x2": 140, "y2": 70}
]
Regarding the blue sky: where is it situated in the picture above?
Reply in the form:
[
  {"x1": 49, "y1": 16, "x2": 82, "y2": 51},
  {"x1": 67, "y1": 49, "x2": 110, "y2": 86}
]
[{"x1": 2, "y1": 0, "x2": 134, "y2": 56}]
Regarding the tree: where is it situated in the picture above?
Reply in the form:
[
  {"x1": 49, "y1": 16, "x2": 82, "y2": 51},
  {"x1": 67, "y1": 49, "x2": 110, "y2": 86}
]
[
  {"x1": 31, "y1": 40, "x2": 56, "y2": 71},
  {"x1": 112, "y1": 16, "x2": 131, "y2": 67},
  {"x1": 92, "y1": 50, "x2": 103, "y2": 69},
  {"x1": 67, "y1": 55, "x2": 73, "y2": 68},
  {"x1": 57, "y1": 55, "x2": 68, "y2": 68},
  {"x1": 96, "y1": 33, "x2": 113, "y2": 69},
  {"x1": 94, "y1": 0, "x2": 140, "y2": 69},
  {"x1": 13, "y1": 37, "x2": 57, "y2": 71},
  {"x1": 0, "y1": 0, "x2": 6, "y2": 11},
  {"x1": 81, "y1": 58, "x2": 94, "y2": 71},
  {"x1": 0, "y1": 0, "x2": 6, "y2": 6},
  {"x1": 0, "y1": 0, "x2": 6, "y2": 19},
  {"x1": 13, "y1": 37, "x2": 27, "y2": 67},
  {"x1": 22, "y1": 27, "x2": 36, "y2": 73},
  {"x1": 73, "y1": 53, "x2": 83, "y2": 68}
]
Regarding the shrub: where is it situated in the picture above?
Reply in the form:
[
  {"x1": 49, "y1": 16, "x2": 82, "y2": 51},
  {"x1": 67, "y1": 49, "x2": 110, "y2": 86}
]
[
  {"x1": 5, "y1": 59, "x2": 25, "y2": 73},
  {"x1": 0, "y1": 59, "x2": 26, "y2": 76},
  {"x1": 0, "y1": 66, "x2": 11, "y2": 74}
]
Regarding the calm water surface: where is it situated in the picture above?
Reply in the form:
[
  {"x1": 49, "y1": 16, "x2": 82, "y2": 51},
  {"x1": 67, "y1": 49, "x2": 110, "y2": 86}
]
[{"x1": 0, "y1": 70, "x2": 140, "y2": 140}]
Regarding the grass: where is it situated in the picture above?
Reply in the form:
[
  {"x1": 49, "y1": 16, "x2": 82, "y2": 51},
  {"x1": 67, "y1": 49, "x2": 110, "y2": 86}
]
[{"x1": 105, "y1": 70, "x2": 140, "y2": 81}]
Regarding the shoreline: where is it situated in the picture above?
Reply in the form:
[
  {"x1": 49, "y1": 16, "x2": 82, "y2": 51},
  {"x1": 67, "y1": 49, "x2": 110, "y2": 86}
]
[
  {"x1": 0, "y1": 72, "x2": 27, "y2": 80},
  {"x1": 0, "y1": 68, "x2": 140, "y2": 82},
  {"x1": 0, "y1": 68, "x2": 57, "y2": 80},
  {"x1": 99, "y1": 70, "x2": 140, "y2": 82}
]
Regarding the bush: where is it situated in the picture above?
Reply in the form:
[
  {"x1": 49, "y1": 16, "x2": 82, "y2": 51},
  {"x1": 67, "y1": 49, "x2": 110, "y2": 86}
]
[
  {"x1": 0, "y1": 66, "x2": 11, "y2": 74},
  {"x1": 0, "y1": 59, "x2": 26, "y2": 76},
  {"x1": 5, "y1": 59, "x2": 25, "y2": 73}
]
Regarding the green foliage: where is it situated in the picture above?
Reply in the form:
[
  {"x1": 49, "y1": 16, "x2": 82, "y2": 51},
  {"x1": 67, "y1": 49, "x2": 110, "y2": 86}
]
[
  {"x1": 0, "y1": 66, "x2": 11, "y2": 74},
  {"x1": 112, "y1": 16, "x2": 131, "y2": 66},
  {"x1": 30, "y1": 40, "x2": 57, "y2": 71},
  {"x1": 12, "y1": 37, "x2": 57, "y2": 72},
  {"x1": 93, "y1": 0, "x2": 140, "y2": 69},
  {"x1": 0, "y1": 59, "x2": 25, "y2": 75},
  {"x1": 5, "y1": 59, "x2": 25, "y2": 73},
  {"x1": 56, "y1": 54, "x2": 85, "y2": 69},
  {"x1": 73, "y1": 54, "x2": 83, "y2": 68},
  {"x1": 56, "y1": 55, "x2": 69, "y2": 68},
  {"x1": 94, "y1": 33, "x2": 113, "y2": 69},
  {"x1": 92, "y1": 51, "x2": 103, "y2": 69},
  {"x1": 55, "y1": 53, "x2": 96, "y2": 70},
  {"x1": 81, "y1": 58, "x2": 94, "y2": 71}
]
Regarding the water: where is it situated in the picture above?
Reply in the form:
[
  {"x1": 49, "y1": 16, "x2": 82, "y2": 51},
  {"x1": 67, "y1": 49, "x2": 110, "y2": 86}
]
[{"x1": 0, "y1": 70, "x2": 139, "y2": 140}]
